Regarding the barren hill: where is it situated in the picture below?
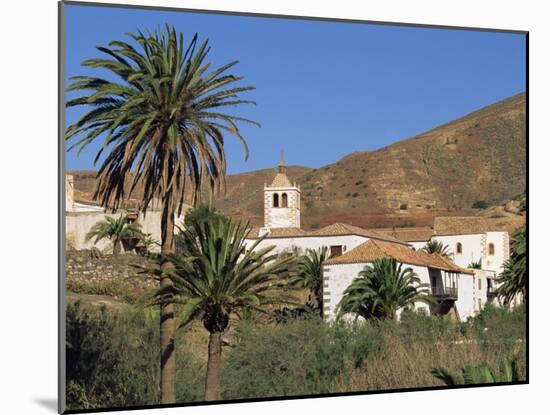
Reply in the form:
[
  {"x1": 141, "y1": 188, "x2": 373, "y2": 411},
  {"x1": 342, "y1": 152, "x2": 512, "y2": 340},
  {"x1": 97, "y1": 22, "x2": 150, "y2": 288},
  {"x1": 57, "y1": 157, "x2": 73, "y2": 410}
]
[{"x1": 71, "y1": 93, "x2": 526, "y2": 230}]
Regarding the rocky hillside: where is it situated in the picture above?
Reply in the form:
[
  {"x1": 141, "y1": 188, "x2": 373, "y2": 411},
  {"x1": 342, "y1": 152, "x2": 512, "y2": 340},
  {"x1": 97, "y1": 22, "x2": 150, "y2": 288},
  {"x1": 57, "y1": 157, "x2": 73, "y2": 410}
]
[{"x1": 71, "y1": 93, "x2": 526, "y2": 230}]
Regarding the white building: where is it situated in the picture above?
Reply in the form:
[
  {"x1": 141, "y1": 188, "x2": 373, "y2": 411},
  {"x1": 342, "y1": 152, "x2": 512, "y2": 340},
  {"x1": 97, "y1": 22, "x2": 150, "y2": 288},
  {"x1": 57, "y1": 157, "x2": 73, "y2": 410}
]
[
  {"x1": 242, "y1": 160, "x2": 511, "y2": 321},
  {"x1": 322, "y1": 239, "x2": 477, "y2": 321},
  {"x1": 65, "y1": 174, "x2": 188, "y2": 252}
]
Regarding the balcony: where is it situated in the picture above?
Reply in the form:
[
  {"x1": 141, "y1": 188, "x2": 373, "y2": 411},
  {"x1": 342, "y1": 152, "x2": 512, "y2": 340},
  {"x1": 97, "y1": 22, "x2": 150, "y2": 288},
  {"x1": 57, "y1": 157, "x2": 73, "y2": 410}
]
[{"x1": 431, "y1": 285, "x2": 458, "y2": 299}]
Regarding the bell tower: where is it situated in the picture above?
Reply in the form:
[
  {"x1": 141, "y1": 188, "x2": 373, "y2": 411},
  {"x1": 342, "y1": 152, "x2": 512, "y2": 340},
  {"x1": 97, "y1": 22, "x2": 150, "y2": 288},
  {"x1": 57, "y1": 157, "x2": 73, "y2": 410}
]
[{"x1": 263, "y1": 152, "x2": 301, "y2": 229}]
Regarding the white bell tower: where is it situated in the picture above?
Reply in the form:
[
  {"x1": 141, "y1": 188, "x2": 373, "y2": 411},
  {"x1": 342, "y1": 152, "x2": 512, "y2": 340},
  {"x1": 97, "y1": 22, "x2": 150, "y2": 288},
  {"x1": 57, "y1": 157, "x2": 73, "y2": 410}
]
[{"x1": 263, "y1": 152, "x2": 301, "y2": 229}]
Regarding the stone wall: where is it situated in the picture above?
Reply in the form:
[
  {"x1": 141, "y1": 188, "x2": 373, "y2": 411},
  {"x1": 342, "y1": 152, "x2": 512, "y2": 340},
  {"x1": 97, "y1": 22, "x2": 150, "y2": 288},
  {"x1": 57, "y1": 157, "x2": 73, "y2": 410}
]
[{"x1": 65, "y1": 250, "x2": 157, "y2": 302}]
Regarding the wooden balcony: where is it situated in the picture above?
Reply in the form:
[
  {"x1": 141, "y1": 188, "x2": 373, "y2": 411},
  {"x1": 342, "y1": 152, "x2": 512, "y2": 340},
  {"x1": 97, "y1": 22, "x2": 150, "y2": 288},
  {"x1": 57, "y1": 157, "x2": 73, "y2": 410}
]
[{"x1": 431, "y1": 286, "x2": 458, "y2": 299}]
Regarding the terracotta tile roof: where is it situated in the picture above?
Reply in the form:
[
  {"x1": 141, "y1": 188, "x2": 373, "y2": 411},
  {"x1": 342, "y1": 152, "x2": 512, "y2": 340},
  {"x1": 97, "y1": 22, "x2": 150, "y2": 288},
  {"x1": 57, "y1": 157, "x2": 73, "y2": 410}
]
[
  {"x1": 268, "y1": 173, "x2": 294, "y2": 188},
  {"x1": 309, "y1": 223, "x2": 409, "y2": 245},
  {"x1": 324, "y1": 239, "x2": 472, "y2": 274},
  {"x1": 434, "y1": 216, "x2": 505, "y2": 236},
  {"x1": 247, "y1": 227, "x2": 309, "y2": 239},
  {"x1": 373, "y1": 227, "x2": 434, "y2": 242}
]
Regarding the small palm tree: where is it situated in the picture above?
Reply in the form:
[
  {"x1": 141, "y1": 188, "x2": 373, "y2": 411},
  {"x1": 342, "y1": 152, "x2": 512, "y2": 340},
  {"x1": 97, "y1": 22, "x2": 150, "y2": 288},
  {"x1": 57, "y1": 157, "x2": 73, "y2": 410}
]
[
  {"x1": 496, "y1": 225, "x2": 526, "y2": 306},
  {"x1": 290, "y1": 246, "x2": 329, "y2": 314},
  {"x1": 145, "y1": 212, "x2": 297, "y2": 401},
  {"x1": 85, "y1": 215, "x2": 142, "y2": 255},
  {"x1": 337, "y1": 258, "x2": 432, "y2": 320},
  {"x1": 432, "y1": 359, "x2": 521, "y2": 385},
  {"x1": 66, "y1": 26, "x2": 257, "y2": 402},
  {"x1": 467, "y1": 259, "x2": 482, "y2": 269},
  {"x1": 422, "y1": 240, "x2": 452, "y2": 258}
]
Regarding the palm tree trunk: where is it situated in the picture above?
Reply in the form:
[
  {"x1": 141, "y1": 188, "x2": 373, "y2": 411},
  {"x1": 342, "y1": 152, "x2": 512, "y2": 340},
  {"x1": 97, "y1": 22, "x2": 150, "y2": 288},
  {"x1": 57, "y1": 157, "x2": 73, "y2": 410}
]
[
  {"x1": 113, "y1": 238, "x2": 121, "y2": 256},
  {"x1": 160, "y1": 192, "x2": 176, "y2": 404},
  {"x1": 204, "y1": 331, "x2": 223, "y2": 401}
]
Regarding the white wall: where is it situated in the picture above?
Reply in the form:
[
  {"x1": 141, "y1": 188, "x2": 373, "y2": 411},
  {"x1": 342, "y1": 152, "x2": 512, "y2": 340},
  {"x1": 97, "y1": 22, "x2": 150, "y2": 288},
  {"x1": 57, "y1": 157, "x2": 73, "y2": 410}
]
[
  {"x1": 323, "y1": 262, "x2": 433, "y2": 321},
  {"x1": 483, "y1": 232, "x2": 510, "y2": 273},
  {"x1": 244, "y1": 234, "x2": 369, "y2": 257},
  {"x1": 264, "y1": 187, "x2": 300, "y2": 228},
  {"x1": 410, "y1": 241, "x2": 430, "y2": 250},
  {"x1": 323, "y1": 263, "x2": 364, "y2": 320},
  {"x1": 433, "y1": 234, "x2": 484, "y2": 268},
  {"x1": 66, "y1": 210, "x2": 185, "y2": 252},
  {"x1": 324, "y1": 260, "x2": 479, "y2": 322},
  {"x1": 455, "y1": 273, "x2": 475, "y2": 320}
]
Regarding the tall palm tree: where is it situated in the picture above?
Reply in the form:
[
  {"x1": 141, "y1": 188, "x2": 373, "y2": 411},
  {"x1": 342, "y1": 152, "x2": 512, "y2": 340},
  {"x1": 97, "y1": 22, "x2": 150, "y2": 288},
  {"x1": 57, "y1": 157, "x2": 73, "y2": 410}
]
[
  {"x1": 432, "y1": 359, "x2": 521, "y2": 385},
  {"x1": 289, "y1": 246, "x2": 328, "y2": 314},
  {"x1": 145, "y1": 212, "x2": 297, "y2": 401},
  {"x1": 65, "y1": 25, "x2": 257, "y2": 403},
  {"x1": 422, "y1": 240, "x2": 452, "y2": 258},
  {"x1": 337, "y1": 258, "x2": 432, "y2": 320},
  {"x1": 85, "y1": 215, "x2": 142, "y2": 255},
  {"x1": 496, "y1": 225, "x2": 526, "y2": 306}
]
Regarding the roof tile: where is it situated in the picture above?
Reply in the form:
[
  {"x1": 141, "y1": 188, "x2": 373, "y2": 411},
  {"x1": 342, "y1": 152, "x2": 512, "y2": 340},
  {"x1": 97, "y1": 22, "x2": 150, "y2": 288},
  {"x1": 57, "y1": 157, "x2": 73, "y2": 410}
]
[{"x1": 324, "y1": 239, "x2": 472, "y2": 273}]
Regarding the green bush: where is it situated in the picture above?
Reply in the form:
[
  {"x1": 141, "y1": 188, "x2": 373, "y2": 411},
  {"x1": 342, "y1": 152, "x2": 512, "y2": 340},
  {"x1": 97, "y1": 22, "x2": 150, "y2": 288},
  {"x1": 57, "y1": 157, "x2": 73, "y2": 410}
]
[
  {"x1": 472, "y1": 200, "x2": 490, "y2": 209},
  {"x1": 65, "y1": 302, "x2": 204, "y2": 410},
  {"x1": 66, "y1": 303, "x2": 526, "y2": 407},
  {"x1": 470, "y1": 303, "x2": 526, "y2": 354},
  {"x1": 222, "y1": 319, "x2": 383, "y2": 399},
  {"x1": 400, "y1": 204, "x2": 407, "y2": 210}
]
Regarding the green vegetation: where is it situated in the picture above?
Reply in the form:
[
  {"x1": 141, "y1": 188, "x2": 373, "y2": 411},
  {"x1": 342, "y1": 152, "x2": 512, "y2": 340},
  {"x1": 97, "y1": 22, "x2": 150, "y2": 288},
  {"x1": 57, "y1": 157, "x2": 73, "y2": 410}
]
[
  {"x1": 337, "y1": 258, "x2": 432, "y2": 320},
  {"x1": 66, "y1": 302, "x2": 205, "y2": 410},
  {"x1": 85, "y1": 215, "x2": 143, "y2": 256},
  {"x1": 145, "y1": 212, "x2": 297, "y2": 400},
  {"x1": 66, "y1": 25, "x2": 257, "y2": 403},
  {"x1": 496, "y1": 225, "x2": 526, "y2": 306},
  {"x1": 467, "y1": 259, "x2": 482, "y2": 269},
  {"x1": 422, "y1": 240, "x2": 452, "y2": 258},
  {"x1": 66, "y1": 302, "x2": 525, "y2": 408},
  {"x1": 399, "y1": 203, "x2": 407, "y2": 210},
  {"x1": 432, "y1": 359, "x2": 521, "y2": 385},
  {"x1": 290, "y1": 247, "x2": 329, "y2": 313},
  {"x1": 472, "y1": 200, "x2": 490, "y2": 209}
]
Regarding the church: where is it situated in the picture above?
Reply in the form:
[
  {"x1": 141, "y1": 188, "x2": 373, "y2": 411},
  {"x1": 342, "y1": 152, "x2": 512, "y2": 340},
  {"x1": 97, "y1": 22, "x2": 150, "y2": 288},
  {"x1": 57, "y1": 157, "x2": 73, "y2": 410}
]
[{"x1": 243, "y1": 158, "x2": 512, "y2": 322}]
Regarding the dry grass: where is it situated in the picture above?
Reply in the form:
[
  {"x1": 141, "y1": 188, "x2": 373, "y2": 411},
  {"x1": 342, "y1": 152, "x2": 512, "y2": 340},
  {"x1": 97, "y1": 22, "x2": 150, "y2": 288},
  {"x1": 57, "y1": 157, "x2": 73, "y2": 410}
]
[{"x1": 335, "y1": 332, "x2": 526, "y2": 392}]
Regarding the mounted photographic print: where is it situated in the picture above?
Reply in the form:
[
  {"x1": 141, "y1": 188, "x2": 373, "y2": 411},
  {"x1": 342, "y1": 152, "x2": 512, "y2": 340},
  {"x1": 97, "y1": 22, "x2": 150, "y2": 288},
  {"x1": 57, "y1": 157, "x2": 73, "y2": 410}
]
[{"x1": 59, "y1": 1, "x2": 528, "y2": 413}]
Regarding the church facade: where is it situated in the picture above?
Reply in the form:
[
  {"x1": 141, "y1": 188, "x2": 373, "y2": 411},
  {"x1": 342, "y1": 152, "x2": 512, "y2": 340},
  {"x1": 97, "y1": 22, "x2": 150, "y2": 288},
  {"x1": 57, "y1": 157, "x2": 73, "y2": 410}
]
[{"x1": 244, "y1": 159, "x2": 512, "y2": 322}]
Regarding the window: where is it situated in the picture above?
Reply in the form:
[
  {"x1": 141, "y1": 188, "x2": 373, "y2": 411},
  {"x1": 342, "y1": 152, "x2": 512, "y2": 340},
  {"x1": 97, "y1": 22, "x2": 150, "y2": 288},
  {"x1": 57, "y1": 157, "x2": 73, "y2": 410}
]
[
  {"x1": 488, "y1": 243, "x2": 495, "y2": 256},
  {"x1": 273, "y1": 193, "x2": 279, "y2": 207},
  {"x1": 456, "y1": 242, "x2": 462, "y2": 255},
  {"x1": 330, "y1": 245, "x2": 343, "y2": 257},
  {"x1": 281, "y1": 193, "x2": 288, "y2": 207}
]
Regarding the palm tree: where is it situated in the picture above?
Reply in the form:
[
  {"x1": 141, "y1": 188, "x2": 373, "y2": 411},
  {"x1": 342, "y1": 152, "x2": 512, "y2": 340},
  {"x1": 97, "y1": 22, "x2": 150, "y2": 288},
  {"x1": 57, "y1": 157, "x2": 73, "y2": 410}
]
[
  {"x1": 145, "y1": 213, "x2": 297, "y2": 401},
  {"x1": 422, "y1": 240, "x2": 452, "y2": 258},
  {"x1": 66, "y1": 26, "x2": 257, "y2": 403},
  {"x1": 496, "y1": 225, "x2": 526, "y2": 306},
  {"x1": 85, "y1": 215, "x2": 142, "y2": 255},
  {"x1": 289, "y1": 246, "x2": 328, "y2": 314},
  {"x1": 432, "y1": 359, "x2": 521, "y2": 385},
  {"x1": 467, "y1": 259, "x2": 482, "y2": 269},
  {"x1": 337, "y1": 258, "x2": 432, "y2": 320}
]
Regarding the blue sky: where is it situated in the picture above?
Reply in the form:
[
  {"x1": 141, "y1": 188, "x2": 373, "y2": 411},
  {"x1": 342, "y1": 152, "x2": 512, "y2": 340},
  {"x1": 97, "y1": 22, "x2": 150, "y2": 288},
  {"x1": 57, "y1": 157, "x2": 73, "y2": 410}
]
[{"x1": 65, "y1": 4, "x2": 526, "y2": 174}]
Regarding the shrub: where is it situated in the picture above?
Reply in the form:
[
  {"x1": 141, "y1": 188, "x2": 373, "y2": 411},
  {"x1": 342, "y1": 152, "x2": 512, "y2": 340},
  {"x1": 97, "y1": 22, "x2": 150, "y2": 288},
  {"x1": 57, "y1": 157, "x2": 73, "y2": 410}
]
[
  {"x1": 310, "y1": 223, "x2": 321, "y2": 229},
  {"x1": 65, "y1": 302, "x2": 204, "y2": 410},
  {"x1": 400, "y1": 204, "x2": 407, "y2": 210},
  {"x1": 222, "y1": 319, "x2": 381, "y2": 399},
  {"x1": 351, "y1": 192, "x2": 359, "y2": 198},
  {"x1": 355, "y1": 180, "x2": 363, "y2": 185},
  {"x1": 472, "y1": 200, "x2": 489, "y2": 209}
]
